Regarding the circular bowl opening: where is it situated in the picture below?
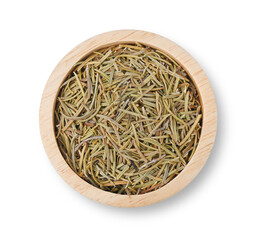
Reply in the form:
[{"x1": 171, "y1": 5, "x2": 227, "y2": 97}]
[{"x1": 40, "y1": 30, "x2": 217, "y2": 207}]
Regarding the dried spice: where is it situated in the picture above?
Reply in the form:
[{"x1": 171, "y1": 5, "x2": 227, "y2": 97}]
[{"x1": 54, "y1": 43, "x2": 202, "y2": 195}]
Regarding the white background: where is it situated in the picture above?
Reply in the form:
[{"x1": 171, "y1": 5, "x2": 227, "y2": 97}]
[{"x1": 0, "y1": 0, "x2": 263, "y2": 239}]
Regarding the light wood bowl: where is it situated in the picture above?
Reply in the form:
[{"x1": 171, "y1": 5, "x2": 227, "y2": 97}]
[{"x1": 39, "y1": 30, "x2": 217, "y2": 207}]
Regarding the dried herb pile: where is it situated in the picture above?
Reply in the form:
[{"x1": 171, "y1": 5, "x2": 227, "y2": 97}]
[{"x1": 55, "y1": 43, "x2": 202, "y2": 195}]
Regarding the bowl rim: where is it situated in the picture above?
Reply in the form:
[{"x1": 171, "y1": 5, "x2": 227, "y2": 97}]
[{"x1": 39, "y1": 29, "x2": 217, "y2": 207}]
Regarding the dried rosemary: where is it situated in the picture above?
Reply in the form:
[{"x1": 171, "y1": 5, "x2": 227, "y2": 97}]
[{"x1": 54, "y1": 43, "x2": 202, "y2": 195}]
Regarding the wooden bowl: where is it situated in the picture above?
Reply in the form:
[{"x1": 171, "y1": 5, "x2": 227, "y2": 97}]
[{"x1": 39, "y1": 30, "x2": 217, "y2": 207}]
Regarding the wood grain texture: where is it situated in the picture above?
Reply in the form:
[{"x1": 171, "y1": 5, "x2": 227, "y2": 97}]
[{"x1": 39, "y1": 30, "x2": 217, "y2": 207}]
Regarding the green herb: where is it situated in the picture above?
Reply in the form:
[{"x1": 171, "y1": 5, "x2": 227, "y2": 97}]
[{"x1": 55, "y1": 43, "x2": 202, "y2": 194}]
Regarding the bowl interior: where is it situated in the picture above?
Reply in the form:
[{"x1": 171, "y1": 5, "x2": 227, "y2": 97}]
[{"x1": 53, "y1": 42, "x2": 203, "y2": 195}]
